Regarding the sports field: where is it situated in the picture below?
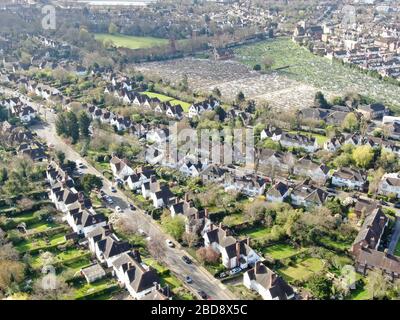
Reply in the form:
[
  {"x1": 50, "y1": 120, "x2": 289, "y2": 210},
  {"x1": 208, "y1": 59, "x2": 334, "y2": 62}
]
[{"x1": 94, "y1": 33, "x2": 168, "y2": 49}]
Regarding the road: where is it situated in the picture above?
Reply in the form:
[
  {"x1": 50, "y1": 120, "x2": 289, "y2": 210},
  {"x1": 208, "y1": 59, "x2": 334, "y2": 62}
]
[
  {"x1": 388, "y1": 218, "x2": 400, "y2": 255},
  {"x1": 14, "y1": 93, "x2": 236, "y2": 300}
]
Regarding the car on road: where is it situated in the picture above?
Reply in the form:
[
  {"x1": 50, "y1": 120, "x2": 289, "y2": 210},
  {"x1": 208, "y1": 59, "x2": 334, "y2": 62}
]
[
  {"x1": 115, "y1": 206, "x2": 122, "y2": 213},
  {"x1": 129, "y1": 203, "x2": 136, "y2": 210},
  {"x1": 229, "y1": 267, "x2": 242, "y2": 276},
  {"x1": 75, "y1": 160, "x2": 85, "y2": 169},
  {"x1": 138, "y1": 229, "x2": 147, "y2": 236},
  {"x1": 103, "y1": 196, "x2": 113, "y2": 205},
  {"x1": 185, "y1": 276, "x2": 193, "y2": 284},
  {"x1": 165, "y1": 239, "x2": 174, "y2": 248},
  {"x1": 198, "y1": 291, "x2": 208, "y2": 299},
  {"x1": 110, "y1": 186, "x2": 117, "y2": 193},
  {"x1": 218, "y1": 272, "x2": 228, "y2": 279},
  {"x1": 394, "y1": 202, "x2": 400, "y2": 209},
  {"x1": 182, "y1": 255, "x2": 192, "y2": 264}
]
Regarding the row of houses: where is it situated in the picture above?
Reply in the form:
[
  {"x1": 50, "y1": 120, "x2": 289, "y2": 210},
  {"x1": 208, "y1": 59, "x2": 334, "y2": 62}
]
[
  {"x1": 1, "y1": 96, "x2": 36, "y2": 123},
  {"x1": 45, "y1": 161, "x2": 169, "y2": 300}
]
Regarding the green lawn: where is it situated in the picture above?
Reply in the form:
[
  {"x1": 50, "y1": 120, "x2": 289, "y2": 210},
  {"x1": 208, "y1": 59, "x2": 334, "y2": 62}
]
[
  {"x1": 279, "y1": 257, "x2": 324, "y2": 282},
  {"x1": 30, "y1": 248, "x2": 88, "y2": 269},
  {"x1": 142, "y1": 92, "x2": 191, "y2": 112},
  {"x1": 288, "y1": 130, "x2": 328, "y2": 145},
  {"x1": 262, "y1": 243, "x2": 303, "y2": 260},
  {"x1": 27, "y1": 221, "x2": 58, "y2": 233},
  {"x1": 16, "y1": 233, "x2": 67, "y2": 253},
  {"x1": 320, "y1": 236, "x2": 351, "y2": 251},
  {"x1": 74, "y1": 278, "x2": 117, "y2": 299},
  {"x1": 94, "y1": 33, "x2": 168, "y2": 50},
  {"x1": 238, "y1": 226, "x2": 271, "y2": 239},
  {"x1": 235, "y1": 37, "x2": 400, "y2": 113},
  {"x1": 170, "y1": 99, "x2": 191, "y2": 112}
]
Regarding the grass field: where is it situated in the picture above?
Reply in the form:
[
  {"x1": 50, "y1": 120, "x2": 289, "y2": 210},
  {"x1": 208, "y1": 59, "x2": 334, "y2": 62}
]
[
  {"x1": 94, "y1": 33, "x2": 169, "y2": 50},
  {"x1": 262, "y1": 243, "x2": 304, "y2": 260},
  {"x1": 142, "y1": 91, "x2": 191, "y2": 112},
  {"x1": 395, "y1": 241, "x2": 400, "y2": 256},
  {"x1": 234, "y1": 37, "x2": 400, "y2": 112},
  {"x1": 238, "y1": 226, "x2": 271, "y2": 239},
  {"x1": 288, "y1": 130, "x2": 328, "y2": 145},
  {"x1": 279, "y1": 257, "x2": 324, "y2": 282}
]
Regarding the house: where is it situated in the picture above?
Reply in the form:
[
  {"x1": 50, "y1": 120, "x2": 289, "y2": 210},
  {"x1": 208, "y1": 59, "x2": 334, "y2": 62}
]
[
  {"x1": 224, "y1": 173, "x2": 267, "y2": 197},
  {"x1": 203, "y1": 225, "x2": 261, "y2": 269},
  {"x1": 243, "y1": 261, "x2": 295, "y2": 300},
  {"x1": 188, "y1": 99, "x2": 219, "y2": 118},
  {"x1": 350, "y1": 208, "x2": 400, "y2": 279},
  {"x1": 95, "y1": 235, "x2": 131, "y2": 267},
  {"x1": 178, "y1": 160, "x2": 206, "y2": 177},
  {"x1": 65, "y1": 209, "x2": 107, "y2": 236},
  {"x1": 351, "y1": 208, "x2": 388, "y2": 254},
  {"x1": 257, "y1": 149, "x2": 296, "y2": 175},
  {"x1": 111, "y1": 250, "x2": 160, "y2": 300},
  {"x1": 293, "y1": 157, "x2": 329, "y2": 185},
  {"x1": 353, "y1": 197, "x2": 380, "y2": 218},
  {"x1": 141, "y1": 177, "x2": 175, "y2": 208},
  {"x1": 290, "y1": 181, "x2": 328, "y2": 207},
  {"x1": 357, "y1": 103, "x2": 388, "y2": 120},
  {"x1": 169, "y1": 194, "x2": 206, "y2": 234},
  {"x1": 146, "y1": 128, "x2": 170, "y2": 144},
  {"x1": 260, "y1": 126, "x2": 282, "y2": 141},
  {"x1": 110, "y1": 156, "x2": 134, "y2": 180},
  {"x1": 378, "y1": 173, "x2": 400, "y2": 198},
  {"x1": 266, "y1": 181, "x2": 291, "y2": 203},
  {"x1": 331, "y1": 167, "x2": 366, "y2": 191},
  {"x1": 125, "y1": 166, "x2": 155, "y2": 190},
  {"x1": 323, "y1": 135, "x2": 344, "y2": 152},
  {"x1": 87, "y1": 226, "x2": 111, "y2": 253},
  {"x1": 279, "y1": 132, "x2": 319, "y2": 152},
  {"x1": 200, "y1": 164, "x2": 226, "y2": 184},
  {"x1": 81, "y1": 263, "x2": 106, "y2": 284}
]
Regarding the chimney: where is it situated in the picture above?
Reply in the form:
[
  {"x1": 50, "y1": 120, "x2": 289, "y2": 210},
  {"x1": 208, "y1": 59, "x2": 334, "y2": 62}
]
[
  {"x1": 204, "y1": 208, "x2": 209, "y2": 218},
  {"x1": 219, "y1": 222, "x2": 222, "y2": 229},
  {"x1": 370, "y1": 237, "x2": 376, "y2": 249},
  {"x1": 184, "y1": 193, "x2": 189, "y2": 202},
  {"x1": 254, "y1": 261, "x2": 261, "y2": 275},
  {"x1": 210, "y1": 224, "x2": 213, "y2": 231},
  {"x1": 384, "y1": 248, "x2": 389, "y2": 257},
  {"x1": 247, "y1": 237, "x2": 250, "y2": 247},
  {"x1": 236, "y1": 241, "x2": 241, "y2": 266}
]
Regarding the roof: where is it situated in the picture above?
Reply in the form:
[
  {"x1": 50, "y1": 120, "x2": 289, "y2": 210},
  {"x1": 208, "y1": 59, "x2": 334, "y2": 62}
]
[
  {"x1": 81, "y1": 263, "x2": 106, "y2": 279},
  {"x1": 246, "y1": 262, "x2": 294, "y2": 300},
  {"x1": 353, "y1": 208, "x2": 388, "y2": 249},
  {"x1": 333, "y1": 167, "x2": 365, "y2": 182},
  {"x1": 267, "y1": 181, "x2": 289, "y2": 198},
  {"x1": 97, "y1": 236, "x2": 130, "y2": 259}
]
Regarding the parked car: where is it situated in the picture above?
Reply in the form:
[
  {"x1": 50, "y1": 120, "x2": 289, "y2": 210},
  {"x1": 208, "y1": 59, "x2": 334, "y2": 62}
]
[
  {"x1": 218, "y1": 272, "x2": 228, "y2": 279},
  {"x1": 198, "y1": 291, "x2": 208, "y2": 299},
  {"x1": 138, "y1": 229, "x2": 146, "y2": 236},
  {"x1": 115, "y1": 206, "x2": 122, "y2": 213},
  {"x1": 129, "y1": 203, "x2": 136, "y2": 210},
  {"x1": 75, "y1": 160, "x2": 85, "y2": 169},
  {"x1": 394, "y1": 202, "x2": 400, "y2": 209},
  {"x1": 110, "y1": 186, "x2": 117, "y2": 193},
  {"x1": 182, "y1": 255, "x2": 192, "y2": 264},
  {"x1": 185, "y1": 276, "x2": 193, "y2": 284},
  {"x1": 165, "y1": 239, "x2": 174, "y2": 248},
  {"x1": 229, "y1": 267, "x2": 242, "y2": 276}
]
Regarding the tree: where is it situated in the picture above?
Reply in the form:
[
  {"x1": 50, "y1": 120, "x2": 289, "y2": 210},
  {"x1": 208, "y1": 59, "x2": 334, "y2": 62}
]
[
  {"x1": 147, "y1": 234, "x2": 166, "y2": 262},
  {"x1": 55, "y1": 151, "x2": 65, "y2": 165},
  {"x1": 161, "y1": 215, "x2": 185, "y2": 241},
  {"x1": 80, "y1": 174, "x2": 103, "y2": 194},
  {"x1": 236, "y1": 91, "x2": 245, "y2": 103},
  {"x1": 243, "y1": 199, "x2": 268, "y2": 223},
  {"x1": 30, "y1": 276, "x2": 73, "y2": 300},
  {"x1": 365, "y1": 270, "x2": 391, "y2": 300},
  {"x1": 253, "y1": 64, "x2": 261, "y2": 71},
  {"x1": 66, "y1": 112, "x2": 79, "y2": 143},
  {"x1": 196, "y1": 247, "x2": 220, "y2": 265},
  {"x1": 314, "y1": 91, "x2": 329, "y2": 109},
  {"x1": 108, "y1": 22, "x2": 118, "y2": 35},
  {"x1": 212, "y1": 87, "x2": 221, "y2": 98},
  {"x1": 342, "y1": 113, "x2": 359, "y2": 132},
  {"x1": 368, "y1": 168, "x2": 385, "y2": 196},
  {"x1": 182, "y1": 232, "x2": 199, "y2": 248},
  {"x1": 55, "y1": 113, "x2": 68, "y2": 137},
  {"x1": 78, "y1": 111, "x2": 91, "y2": 138},
  {"x1": 352, "y1": 145, "x2": 374, "y2": 169},
  {"x1": 308, "y1": 274, "x2": 332, "y2": 299}
]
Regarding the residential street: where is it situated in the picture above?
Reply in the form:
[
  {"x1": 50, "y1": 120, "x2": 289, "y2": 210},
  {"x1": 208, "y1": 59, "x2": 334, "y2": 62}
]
[
  {"x1": 388, "y1": 218, "x2": 400, "y2": 255},
  {"x1": 22, "y1": 99, "x2": 236, "y2": 300}
]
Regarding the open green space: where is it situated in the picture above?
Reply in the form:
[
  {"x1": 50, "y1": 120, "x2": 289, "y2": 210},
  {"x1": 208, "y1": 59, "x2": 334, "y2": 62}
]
[
  {"x1": 234, "y1": 37, "x2": 400, "y2": 112},
  {"x1": 30, "y1": 248, "x2": 88, "y2": 269},
  {"x1": 94, "y1": 33, "x2": 169, "y2": 50},
  {"x1": 262, "y1": 243, "x2": 304, "y2": 260},
  {"x1": 279, "y1": 257, "x2": 324, "y2": 282},
  {"x1": 74, "y1": 278, "x2": 117, "y2": 299},
  {"x1": 238, "y1": 226, "x2": 271, "y2": 239},
  {"x1": 288, "y1": 130, "x2": 328, "y2": 145}
]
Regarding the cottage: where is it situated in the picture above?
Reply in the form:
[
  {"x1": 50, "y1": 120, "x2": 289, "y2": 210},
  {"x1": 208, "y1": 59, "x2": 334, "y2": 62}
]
[
  {"x1": 81, "y1": 263, "x2": 106, "y2": 284},
  {"x1": 266, "y1": 181, "x2": 291, "y2": 203},
  {"x1": 331, "y1": 167, "x2": 366, "y2": 191},
  {"x1": 378, "y1": 173, "x2": 400, "y2": 198},
  {"x1": 290, "y1": 181, "x2": 328, "y2": 207},
  {"x1": 243, "y1": 261, "x2": 295, "y2": 300},
  {"x1": 203, "y1": 225, "x2": 260, "y2": 269}
]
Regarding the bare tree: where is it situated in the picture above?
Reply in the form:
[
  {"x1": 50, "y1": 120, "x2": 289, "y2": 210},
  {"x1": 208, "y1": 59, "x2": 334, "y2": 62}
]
[{"x1": 147, "y1": 234, "x2": 166, "y2": 262}]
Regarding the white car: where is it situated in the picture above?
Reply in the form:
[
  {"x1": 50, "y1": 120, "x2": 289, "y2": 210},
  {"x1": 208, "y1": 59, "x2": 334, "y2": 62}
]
[
  {"x1": 165, "y1": 239, "x2": 174, "y2": 248},
  {"x1": 115, "y1": 206, "x2": 122, "y2": 213},
  {"x1": 75, "y1": 160, "x2": 85, "y2": 169}
]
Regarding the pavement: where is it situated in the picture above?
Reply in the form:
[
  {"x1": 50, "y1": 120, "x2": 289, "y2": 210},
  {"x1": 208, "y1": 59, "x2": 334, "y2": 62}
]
[
  {"x1": 388, "y1": 217, "x2": 400, "y2": 255},
  {"x1": 10, "y1": 89, "x2": 236, "y2": 300}
]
